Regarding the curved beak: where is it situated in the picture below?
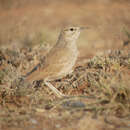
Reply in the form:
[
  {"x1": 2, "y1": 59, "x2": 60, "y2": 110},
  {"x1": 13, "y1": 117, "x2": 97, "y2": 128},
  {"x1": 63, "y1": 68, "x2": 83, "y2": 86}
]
[{"x1": 80, "y1": 27, "x2": 89, "y2": 30}]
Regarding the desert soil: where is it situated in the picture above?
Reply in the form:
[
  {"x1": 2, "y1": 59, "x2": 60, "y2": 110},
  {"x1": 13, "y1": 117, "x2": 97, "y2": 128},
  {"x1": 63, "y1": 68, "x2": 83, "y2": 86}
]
[{"x1": 0, "y1": 0, "x2": 130, "y2": 130}]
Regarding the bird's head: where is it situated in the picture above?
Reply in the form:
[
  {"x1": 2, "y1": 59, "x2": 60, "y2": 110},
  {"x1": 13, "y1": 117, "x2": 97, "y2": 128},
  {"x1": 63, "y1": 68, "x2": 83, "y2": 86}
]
[
  {"x1": 61, "y1": 26, "x2": 81, "y2": 42},
  {"x1": 60, "y1": 26, "x2": 88, "y2": 42}
]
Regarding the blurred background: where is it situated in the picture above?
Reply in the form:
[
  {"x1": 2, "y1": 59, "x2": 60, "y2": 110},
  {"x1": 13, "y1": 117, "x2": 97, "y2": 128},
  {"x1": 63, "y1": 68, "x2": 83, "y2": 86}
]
[{"x1": 0, "y1": 0, "x2": 130, "y2": 59}]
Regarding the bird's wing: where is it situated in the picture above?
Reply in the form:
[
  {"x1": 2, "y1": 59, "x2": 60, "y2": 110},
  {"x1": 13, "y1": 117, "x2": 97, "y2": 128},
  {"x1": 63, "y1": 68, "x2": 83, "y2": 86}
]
[
  {"x1": 24, "y1": 56, "x2": 46, "y2": 77},
  {"x1": 25, "y1": 46, "x2": 69, "y2": 81}
]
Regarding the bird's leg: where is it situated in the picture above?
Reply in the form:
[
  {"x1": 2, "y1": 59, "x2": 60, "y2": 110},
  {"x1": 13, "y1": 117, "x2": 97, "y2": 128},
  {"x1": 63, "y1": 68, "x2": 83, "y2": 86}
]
[{"x1": 44, "y1": 80, "x2": 65, "y2": 98}]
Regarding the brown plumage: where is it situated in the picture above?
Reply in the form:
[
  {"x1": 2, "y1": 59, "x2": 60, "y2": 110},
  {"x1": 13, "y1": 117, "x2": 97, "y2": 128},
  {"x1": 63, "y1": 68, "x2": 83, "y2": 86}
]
[{"x1": 24, "y1": 26, "x2": 86, "y2": 97}]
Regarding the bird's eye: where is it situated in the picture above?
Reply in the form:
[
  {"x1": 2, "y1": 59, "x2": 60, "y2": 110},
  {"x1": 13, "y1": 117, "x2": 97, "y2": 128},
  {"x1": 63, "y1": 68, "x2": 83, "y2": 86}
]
[{"x1": 70, "y1": 28, "x2": 74, "y2": 31}]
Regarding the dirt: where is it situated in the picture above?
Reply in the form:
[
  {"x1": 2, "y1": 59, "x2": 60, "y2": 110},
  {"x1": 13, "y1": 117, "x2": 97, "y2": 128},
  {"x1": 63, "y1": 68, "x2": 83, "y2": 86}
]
[{"x1": 0, "y1": 0, "x2": 130, "y2": 130}]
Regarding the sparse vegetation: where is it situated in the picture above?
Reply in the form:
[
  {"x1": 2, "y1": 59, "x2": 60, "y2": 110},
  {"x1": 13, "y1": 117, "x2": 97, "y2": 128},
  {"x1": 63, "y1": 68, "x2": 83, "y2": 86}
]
[
  {"x1": 0, "y1": 0, "x2": 130, "y2": 130},
  {"x1": 123, "y1": 26, "x2": 130, "y2": 46},
  {"x1": 0, "y1": 46, "x2": 130, "y2": 129}
]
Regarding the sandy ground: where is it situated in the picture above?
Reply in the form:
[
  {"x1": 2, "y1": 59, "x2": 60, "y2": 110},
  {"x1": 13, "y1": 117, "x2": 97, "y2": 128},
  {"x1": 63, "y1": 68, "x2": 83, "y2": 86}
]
[{"x1": 0, "y1": 0, "x2": 130, "y2": 130}]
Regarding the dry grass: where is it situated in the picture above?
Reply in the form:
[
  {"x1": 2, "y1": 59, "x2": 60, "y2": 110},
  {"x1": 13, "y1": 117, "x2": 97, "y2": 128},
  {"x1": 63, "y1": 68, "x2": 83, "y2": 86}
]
[
  {"x1": 0, "y1": 0, "x2": 130, "y2": 130},
  {"x1": 0, "y1": 46, "x2": 130, "y2": 129}
]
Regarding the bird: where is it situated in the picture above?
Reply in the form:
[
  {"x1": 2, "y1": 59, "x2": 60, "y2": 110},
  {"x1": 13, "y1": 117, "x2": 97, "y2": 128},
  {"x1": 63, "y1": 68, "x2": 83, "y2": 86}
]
[{"x1": 24, "y1": 26, "x2": 87, "y2": 97}]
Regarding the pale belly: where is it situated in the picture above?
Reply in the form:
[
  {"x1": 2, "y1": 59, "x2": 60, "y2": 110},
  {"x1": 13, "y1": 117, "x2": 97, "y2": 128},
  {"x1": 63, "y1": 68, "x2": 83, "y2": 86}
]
[
  {"x1": 59, "y1": 52, "x2": 78, "y2": 75},
  {"x1": 47, "y1": 48, "x2": 78, "y2": 81}
]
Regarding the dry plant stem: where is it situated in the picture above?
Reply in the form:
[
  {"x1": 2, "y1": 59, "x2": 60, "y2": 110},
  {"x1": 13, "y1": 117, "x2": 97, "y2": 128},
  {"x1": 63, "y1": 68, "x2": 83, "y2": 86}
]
[{"x1": 44, "y1": 80, "x2": 65, "y2": 98}]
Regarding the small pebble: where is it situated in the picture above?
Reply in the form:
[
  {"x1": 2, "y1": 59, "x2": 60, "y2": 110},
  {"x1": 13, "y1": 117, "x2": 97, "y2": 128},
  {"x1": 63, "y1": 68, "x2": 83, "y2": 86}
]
[
  {"x1": 55, "y1": 124, "x2": 61, "y2": 128},
  {"x1": 30, "y1": 118, "x2": 38, "y2": 124}
]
